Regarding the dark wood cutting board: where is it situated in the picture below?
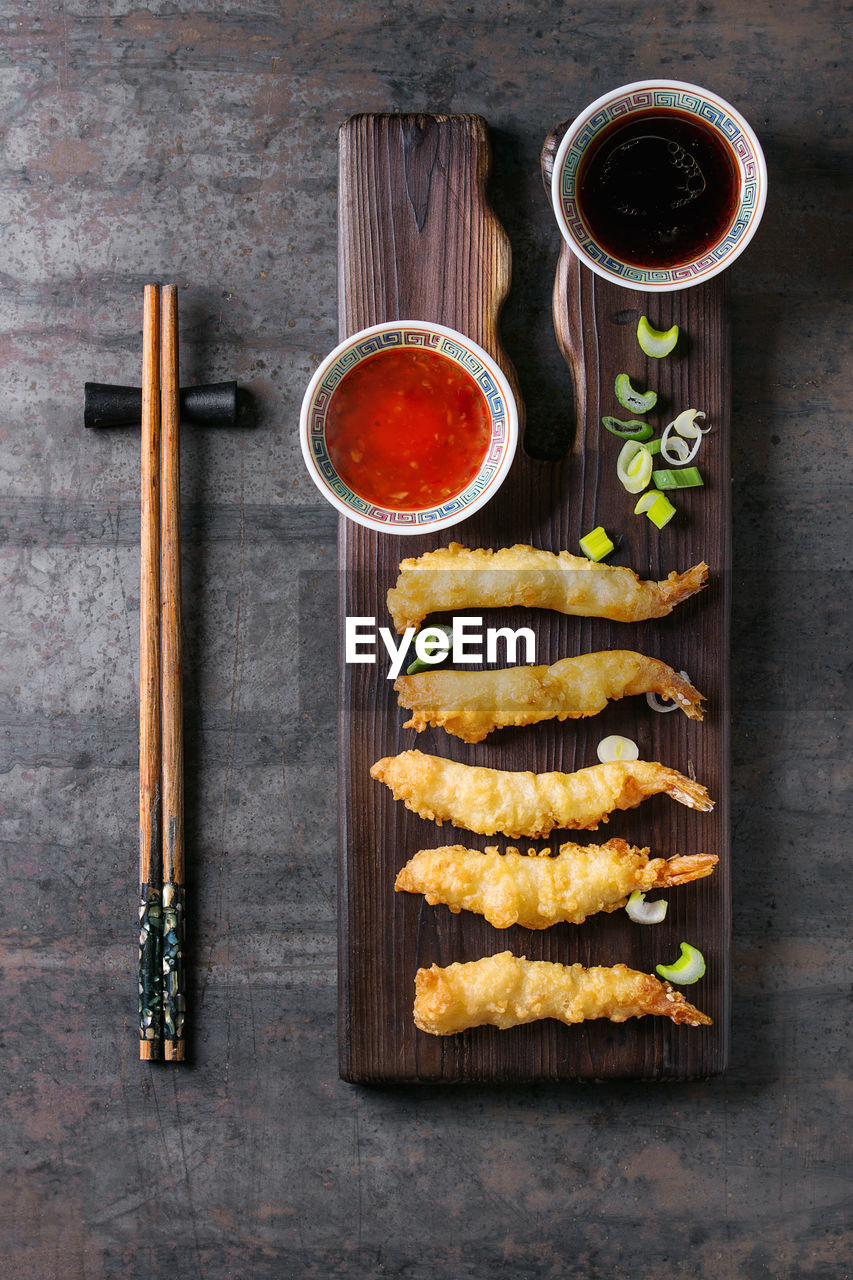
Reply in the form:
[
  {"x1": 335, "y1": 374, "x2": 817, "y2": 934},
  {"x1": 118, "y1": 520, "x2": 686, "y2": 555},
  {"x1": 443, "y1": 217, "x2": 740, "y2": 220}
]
[{"x1": 337, "y1": 112, "x2": 730, "y2": 1083}]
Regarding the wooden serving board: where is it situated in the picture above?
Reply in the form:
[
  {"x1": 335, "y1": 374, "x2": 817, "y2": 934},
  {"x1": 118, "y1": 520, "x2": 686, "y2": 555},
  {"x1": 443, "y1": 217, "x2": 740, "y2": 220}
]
[{"x1": 337, "y1": 113, "x2": 730, "y2": 1083}]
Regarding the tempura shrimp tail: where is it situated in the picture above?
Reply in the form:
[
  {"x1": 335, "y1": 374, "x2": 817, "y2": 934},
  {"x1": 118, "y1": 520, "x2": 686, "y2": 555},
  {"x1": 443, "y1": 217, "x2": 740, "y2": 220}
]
[
  {"x1": 413, "y1": 952, "x2": 712, "y2": 1035},
  {"x1": 648, "y1": 853, "x2": 719, "y2": 887},
  {"x1": 658, "y1": 768, "x2": 713, "y2": 813},
  {"x1": 659, "y1": 561, "x2": 710, "y2": 609}
]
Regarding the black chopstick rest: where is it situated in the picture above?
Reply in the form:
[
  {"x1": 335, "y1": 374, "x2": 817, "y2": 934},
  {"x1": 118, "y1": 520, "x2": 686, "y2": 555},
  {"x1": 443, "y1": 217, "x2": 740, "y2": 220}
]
[{"x1": 84, "y1": 381, "x2": 238, "y2": 429}]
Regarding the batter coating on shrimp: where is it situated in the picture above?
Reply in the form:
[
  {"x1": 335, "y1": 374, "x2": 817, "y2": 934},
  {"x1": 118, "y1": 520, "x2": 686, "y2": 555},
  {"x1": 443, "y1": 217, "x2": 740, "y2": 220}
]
[
  {"x1": 386, "y1": 542, "x2": 708, "y2": 633},
  {"x1": 395, "y1": 840, "x2": 718, "y2": 928},
  {"x1": 370, "y1": 750, "x2": 713, "y2": 837},
  {"x1": 395, "y1": 650, "x2": 705, "y2": 743},
  {"x1": 414, "y1": 952, "x2": 712, "y2": 1034}
]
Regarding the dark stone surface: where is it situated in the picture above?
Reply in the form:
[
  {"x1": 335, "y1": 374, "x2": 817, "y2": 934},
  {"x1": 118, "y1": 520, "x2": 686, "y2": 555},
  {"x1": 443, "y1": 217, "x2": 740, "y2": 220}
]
[{"x1": 0, "y1": 2, "x2": 849, "y2": 1277}]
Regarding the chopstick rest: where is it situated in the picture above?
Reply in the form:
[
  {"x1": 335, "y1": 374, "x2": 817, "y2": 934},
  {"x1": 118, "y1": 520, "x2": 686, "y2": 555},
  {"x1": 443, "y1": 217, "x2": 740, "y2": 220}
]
[{"x1": 84, "y1": 380, "x2": 237, "y2": 429}]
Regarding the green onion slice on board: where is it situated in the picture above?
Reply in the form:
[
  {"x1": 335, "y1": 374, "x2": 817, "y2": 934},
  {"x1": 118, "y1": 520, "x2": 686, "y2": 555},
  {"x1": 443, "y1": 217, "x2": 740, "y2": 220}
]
[
  {"x1": 616, "y1": 440, "x2": 653, "y2": 494},
  {"x1": 656, "y1": 942, "x2": 706, "y2": 985},
  {"x1": 614, "y1": 373, "x2": 657, "y2": 414},
  {"x1": 579, "y1": 526, "x2": 615, "y2": 562},
  {"x1": 596, "y1": 734, "x2": 639, "y2": 763},
  {"x1": 633, "y1": 489, "x2": 664, "y2": 515},
  {"x1": 660, "y1": 409, "x2": 710, "y2": 465},
  {"x1": 626, "y1": 890, "x2": 668, "y2": 924},
  {"x1": 651, "y1": 466, "x2": 704, "y2": 489},
  {"x1": 646, "y1": 492, "x2": 677, "y2": 529},
  {"x1": 601, "y1": 415, "x2": 654, "y2": 441},
  {"x1": 637, "y1": 316, "x2": 679, "y2": 358}
]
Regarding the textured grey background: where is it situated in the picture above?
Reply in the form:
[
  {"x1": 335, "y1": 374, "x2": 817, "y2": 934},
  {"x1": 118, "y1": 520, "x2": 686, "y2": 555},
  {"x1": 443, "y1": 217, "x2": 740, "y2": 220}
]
[{"x1": 1, "y1": 2, "x2": 850, "y2": 1278}]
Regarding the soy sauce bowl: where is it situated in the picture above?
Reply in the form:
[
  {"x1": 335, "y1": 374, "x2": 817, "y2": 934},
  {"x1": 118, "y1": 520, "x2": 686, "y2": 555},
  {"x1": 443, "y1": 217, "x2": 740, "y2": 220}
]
[
  {"x1": 550, "y1": 79, "x2": 767, "y2": 291},
  {"x1": 299, "y1": 321, "x2": 519, "y2": 535}
]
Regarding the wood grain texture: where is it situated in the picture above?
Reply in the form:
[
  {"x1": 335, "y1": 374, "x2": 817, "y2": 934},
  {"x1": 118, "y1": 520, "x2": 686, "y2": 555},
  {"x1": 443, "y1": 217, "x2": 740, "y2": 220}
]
[
  {"x1": 138, "y1": 284, "x2": 162, "y2": 1060},
  {"x1": 139, "y1": 286, "x2": 162, "y2": 893},
  {"x1": 160, "y1": 285, "x2": 184, "y2": 894},
  {"x1": 159, "y1": 284, "x2": 186, "y2": 1062},
  {"x1": 337, "y1": 114, "x2": 521, "y2": 410},
  {"x1": 338, "y1": 113, "x2": 730, "y2": 1083}
]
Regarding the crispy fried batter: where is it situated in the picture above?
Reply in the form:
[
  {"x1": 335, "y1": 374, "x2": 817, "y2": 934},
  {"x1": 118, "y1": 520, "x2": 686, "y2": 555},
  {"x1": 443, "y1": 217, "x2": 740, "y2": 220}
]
[
  {"x1": 386, "y1": 542, "x2": 708, "y2": 633},
  {"x1": 370, "y1": 750, "x2": 714, "y2": 837},
  {"x1": 413, "y1": 952, "x2": 712, "y2": 1034},
  {"x1": 395, "y1": 840, "x2": 718, "y2": 927},
  {"x1": 395, "y1": 649, "x2": 705, "y2": 742}
]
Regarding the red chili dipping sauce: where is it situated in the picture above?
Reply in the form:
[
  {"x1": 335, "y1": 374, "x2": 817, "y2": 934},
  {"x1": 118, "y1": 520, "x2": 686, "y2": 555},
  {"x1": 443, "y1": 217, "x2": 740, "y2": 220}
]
[{"x1": 325, "y1": 347, "x2": 492, "y2": 510}]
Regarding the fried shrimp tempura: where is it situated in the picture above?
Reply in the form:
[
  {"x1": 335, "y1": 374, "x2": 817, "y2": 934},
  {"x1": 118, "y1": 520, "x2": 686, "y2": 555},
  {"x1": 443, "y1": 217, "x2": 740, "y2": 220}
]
[
  {"x1": 413, "y1": 952, "x2": 712, "y2": 1034},
  {"x1": 386, "y1": 542, "x2": 708, "y2": 633},
  {"x1": 395, "y1": 840, "x2": 718, "y2": 928},
  {"x1": 370, "y1": 750, "x2": 713, "y2": 837},
  {"x1": 395, "y1": 650, "x2": 705, "y2": 743}
]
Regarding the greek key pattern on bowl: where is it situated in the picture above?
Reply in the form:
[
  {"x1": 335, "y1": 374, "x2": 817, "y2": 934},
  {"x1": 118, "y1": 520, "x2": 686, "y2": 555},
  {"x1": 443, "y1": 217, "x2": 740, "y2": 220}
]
[
  {"x1": 307, "y1": 328, "x2": 510, "y2": 528},
  {"x1": 556, "y1": 86, "x2": 762, "y2": 286}
]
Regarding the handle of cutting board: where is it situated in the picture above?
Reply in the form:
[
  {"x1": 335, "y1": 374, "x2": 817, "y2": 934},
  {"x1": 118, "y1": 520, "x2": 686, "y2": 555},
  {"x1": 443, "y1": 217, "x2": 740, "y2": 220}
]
[{"x1": 540, "y1": 122, "x2": 587, "y2": 441}]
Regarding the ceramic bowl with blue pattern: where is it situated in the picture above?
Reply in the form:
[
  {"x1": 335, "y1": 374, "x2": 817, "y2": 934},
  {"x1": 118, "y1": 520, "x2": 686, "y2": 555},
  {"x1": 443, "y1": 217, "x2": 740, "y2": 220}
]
[
  {"x1": 300, "y1": 321, "x2": 519, "y2": 534},
  {"x1": 550, "y1": 80, "x2": 767, "y2": 291}
]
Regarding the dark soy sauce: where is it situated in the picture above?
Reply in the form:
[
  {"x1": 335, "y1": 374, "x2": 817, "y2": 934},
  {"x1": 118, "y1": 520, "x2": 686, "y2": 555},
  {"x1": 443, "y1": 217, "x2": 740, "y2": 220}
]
[{"x1": 578, "y1": 109, "x2": 739, "y2": 268}]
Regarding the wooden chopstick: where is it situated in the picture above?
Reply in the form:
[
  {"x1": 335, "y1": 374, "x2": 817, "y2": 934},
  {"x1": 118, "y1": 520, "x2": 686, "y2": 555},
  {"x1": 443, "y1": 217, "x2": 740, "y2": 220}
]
[
  {"x1": 159, "y1": 284, "x2": 186, "y2": 1061},
  {"x1": 138, "y1": 284, "x2": 163, "y2": 1060}
]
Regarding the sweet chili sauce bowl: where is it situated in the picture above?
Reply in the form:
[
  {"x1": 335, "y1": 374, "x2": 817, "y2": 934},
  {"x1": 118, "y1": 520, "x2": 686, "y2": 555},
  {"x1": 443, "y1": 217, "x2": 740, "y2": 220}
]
[
  {"x1": 550, "y1": 79, "x2": 767, "y2": 291},
  {"x1": 299, "y1": 321, "x2": 519, "y2": 535}
]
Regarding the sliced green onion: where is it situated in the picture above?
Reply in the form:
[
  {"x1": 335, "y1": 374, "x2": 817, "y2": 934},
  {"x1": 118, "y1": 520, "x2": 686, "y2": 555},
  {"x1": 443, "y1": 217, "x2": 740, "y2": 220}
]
[
  {"x1": 596, "y1": 734, "x2": 639, "y2": 763},
  {"x1": 406, "y1": 624, "x2": 454, "y2": 674},
  {"x1": 633, "y1": 488, "x2": 664, "y2": 515},
  {"x1": 626, "y1": 890, "x2": 668, "y2": 924},
  {"x1": 645, "y1": 437, "x2": 663, "y2": 455},
  {"x1": 601, "y1": 415, "x2": 654, "y2": 441},
  {"x1": 656, "y1": 942, "x2": 706, "y2": 985},
  {"x1": 579, "y1": 526, "x2": 615, "y2": 562},
  {"x1": 670, "y1": 408, "x2": 710, "y2": 440},
  {"x1": 660, "y1": 434, "x2": 692, "y2": 464},
  {"x1": 637, "y1": 316, "x2": 679, "y2": 358},
  {"x1": 646, "y1": 493, "x2": 676, "y2": 529},
  {"x1": 616, "y1": 440, "x2": 653, "y2": 494},
  {"x1": 652, "y1": 466, "x2": 704, "y2": 490},
  {"x1": 614, "y1": 373, "x2": 657, "y2": 414},
  {"x1": 660, "y1": 410, "x2": 709, "y2": 465}
]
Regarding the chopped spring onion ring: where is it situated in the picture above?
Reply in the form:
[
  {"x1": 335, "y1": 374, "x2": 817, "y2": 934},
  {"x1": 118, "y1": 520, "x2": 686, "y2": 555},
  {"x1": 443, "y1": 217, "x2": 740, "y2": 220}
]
[
  {"x1": 579, "y1": 526, "x2": 615, "y2": 562},
  {"x1": 616, "y1": 440, "x2": 653, "y2": 494},
  {"x1": 406, "y1": 624, "x2": 454, "y2": 675},
  {"x1": 660, "y1": 434, "x2": 692, "y2": 463},
  {"x1": 656, "y1": 942, "x2": 706, "y2": 985},
  {"x1": 660, "y1": 409, "x2": 710, "y2": 465},
  {"x1": 614, "y1": 373, "x2": 657, "y2": 414},
  {"x1": 626, "y1": 890, "x2": 668, "y2": 924},
  {"x1": 646, "y1": 492, "x2": 676, "y2": 528},
  {"x1": 645, "y1": 437, "x2": 663, "y2": 455},
  {"x1": 601, "y1": 415, "x2": 654, "y2": 441},
  {"x1": 652, "y1": 466, "x2": 704, "y2": 490},
  {"x1": 633, "y1": 488, "x2": 664, "y2": 515},
  {"x1": 596, "y1": 734, "x2": 639, "y2": 763},
  {"x1": 637, "y1": 316, "x2": 679, "y2": 358},
  {"x1": 646, "y1": 670, "x2": 692, "y2": 713},
  {"x1": 670, "y1": 408, "x2": 710, "y2": 440}
]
